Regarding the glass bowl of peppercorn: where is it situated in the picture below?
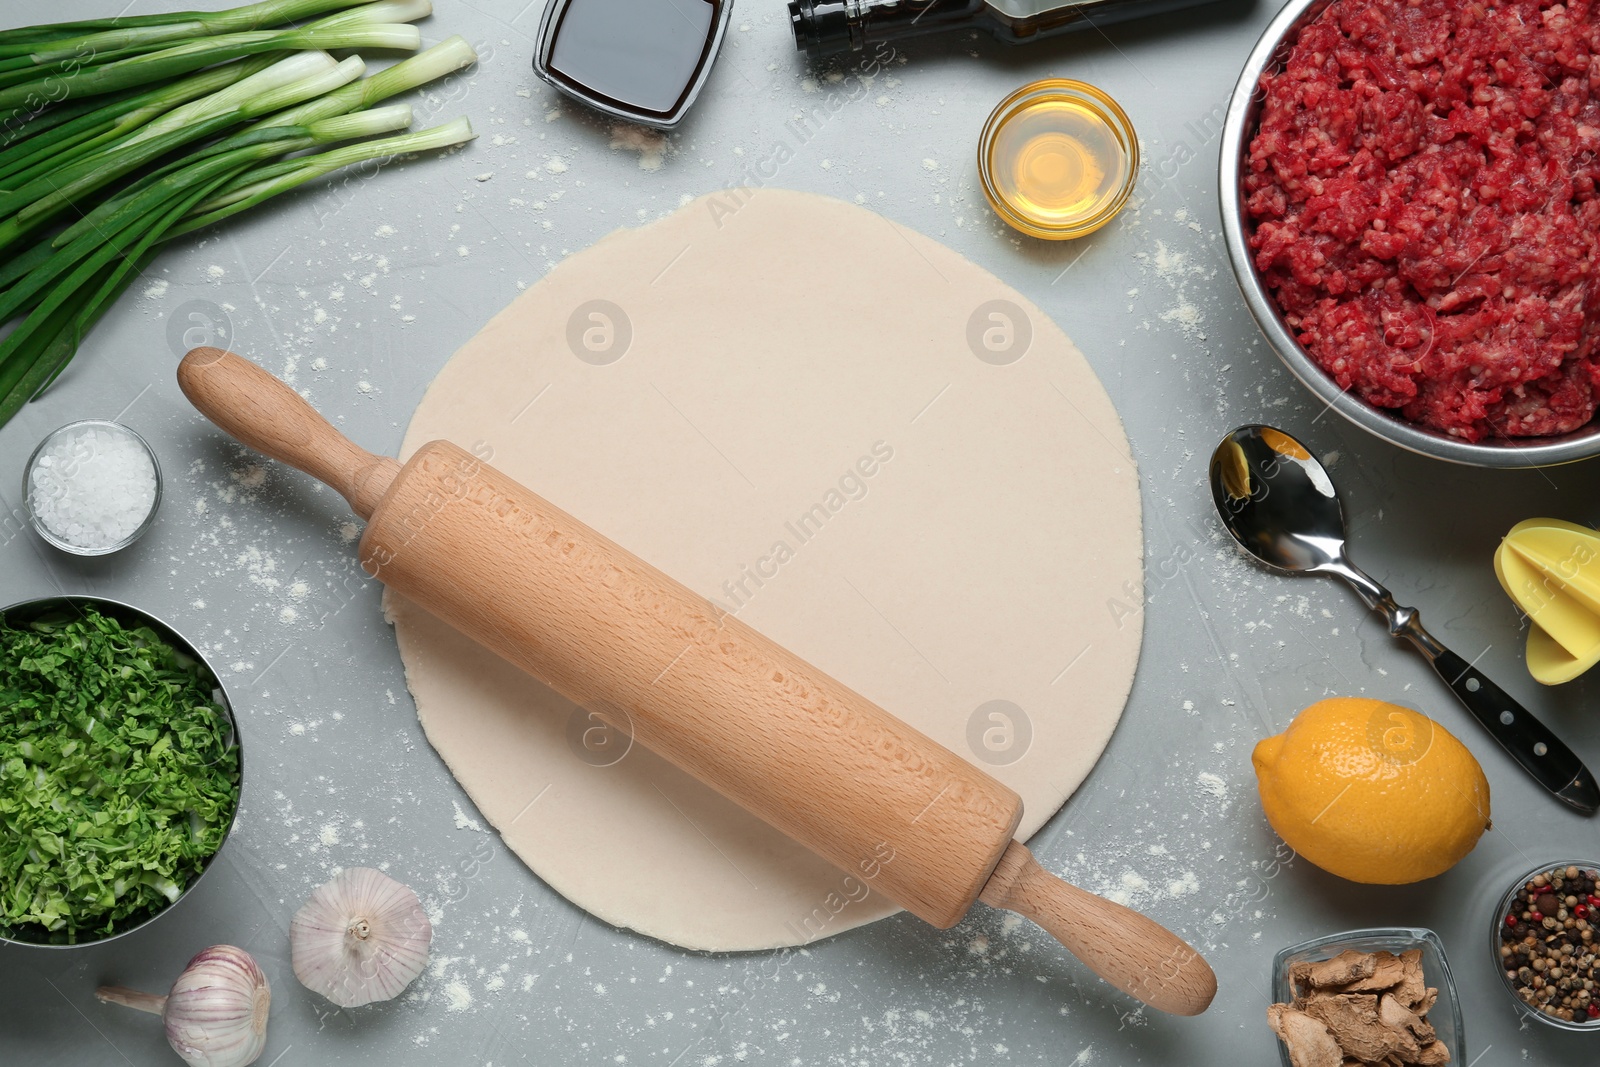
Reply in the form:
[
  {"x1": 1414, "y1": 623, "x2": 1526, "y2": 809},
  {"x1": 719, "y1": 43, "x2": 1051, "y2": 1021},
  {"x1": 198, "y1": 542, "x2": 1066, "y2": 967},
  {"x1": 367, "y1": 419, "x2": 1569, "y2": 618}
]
[{"x1": 1493, "y1": 861, "x2": 1600, "y2": 1030}]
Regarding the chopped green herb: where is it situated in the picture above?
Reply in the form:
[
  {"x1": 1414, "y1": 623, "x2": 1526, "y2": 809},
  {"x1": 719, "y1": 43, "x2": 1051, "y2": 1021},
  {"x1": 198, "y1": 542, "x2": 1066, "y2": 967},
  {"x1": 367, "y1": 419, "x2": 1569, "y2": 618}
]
[{"x1": 0, "y1": 605, "x2": 239, "y2": 941}]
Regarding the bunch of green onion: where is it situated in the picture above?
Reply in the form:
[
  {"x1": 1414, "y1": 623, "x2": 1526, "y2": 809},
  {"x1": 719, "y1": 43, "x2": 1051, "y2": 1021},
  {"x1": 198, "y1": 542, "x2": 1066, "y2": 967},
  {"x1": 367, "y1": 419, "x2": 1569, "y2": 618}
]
[{"x1": 0, "y1": 0, "x2": 478, "y2": 429}]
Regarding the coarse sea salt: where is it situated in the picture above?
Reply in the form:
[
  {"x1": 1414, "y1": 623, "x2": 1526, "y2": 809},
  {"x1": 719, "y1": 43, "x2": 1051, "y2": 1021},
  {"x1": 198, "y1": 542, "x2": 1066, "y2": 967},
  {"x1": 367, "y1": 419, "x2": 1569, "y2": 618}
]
[{"x1": 28, "y1": 422, "x2": 158, "y2": 552}]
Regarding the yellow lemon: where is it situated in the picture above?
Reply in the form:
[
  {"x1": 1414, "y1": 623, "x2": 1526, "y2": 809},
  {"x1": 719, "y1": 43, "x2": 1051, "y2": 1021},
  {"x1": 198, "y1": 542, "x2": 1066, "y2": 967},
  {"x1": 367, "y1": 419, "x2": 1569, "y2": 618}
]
[{"x1": 1252, "y1": 697, "x2": 1491, "y2": 884}]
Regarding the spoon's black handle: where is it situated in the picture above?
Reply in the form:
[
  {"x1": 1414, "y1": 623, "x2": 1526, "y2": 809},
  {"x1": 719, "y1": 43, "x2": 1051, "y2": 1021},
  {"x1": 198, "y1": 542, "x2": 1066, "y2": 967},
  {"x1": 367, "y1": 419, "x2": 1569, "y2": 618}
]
[{"x1": 1430, "y1": 650, "x2": 1598, "y2": 815}]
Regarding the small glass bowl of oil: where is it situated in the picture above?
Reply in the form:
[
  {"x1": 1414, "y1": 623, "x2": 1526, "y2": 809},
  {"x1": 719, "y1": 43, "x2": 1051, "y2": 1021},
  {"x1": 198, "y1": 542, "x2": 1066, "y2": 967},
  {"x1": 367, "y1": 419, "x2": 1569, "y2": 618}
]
[{"x1": 978, "y1": 79, "x2": 1138, "y2": 241}]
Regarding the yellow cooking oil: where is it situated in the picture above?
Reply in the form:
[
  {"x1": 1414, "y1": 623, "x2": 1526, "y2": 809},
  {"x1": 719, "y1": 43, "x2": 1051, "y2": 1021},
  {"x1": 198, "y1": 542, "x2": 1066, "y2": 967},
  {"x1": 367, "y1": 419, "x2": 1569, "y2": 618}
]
[{"x1": 979, "y1": 79, "x2": 1137, "y2": 240}]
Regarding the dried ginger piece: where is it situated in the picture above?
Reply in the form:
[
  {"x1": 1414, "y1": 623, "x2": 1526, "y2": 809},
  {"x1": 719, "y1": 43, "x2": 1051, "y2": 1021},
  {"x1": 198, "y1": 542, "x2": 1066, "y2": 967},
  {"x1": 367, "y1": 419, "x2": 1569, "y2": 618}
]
[
  {"x1": 1415, "y1": 1041, "x2": 1451, "y2": 1065},
  {"x1": 1268, "y1": 1004, "x2": 1344, "y2": 1067},
  {"x1": 1378, "y1": 992, "x2": 1435, "y2": 1044},
  {"x1": 1391, "y1": 950, "x2": 1428, "y2": 1009},
  {"x1": 1340, "y1": 953, "x2": 1407, "y2": 993},
  {"x1": 1292, "y1": 949, "x2": 1377, "y2": 992},
  {"x1": 1303, "y1": 992, "x2": 1420, "y2": 1063}
]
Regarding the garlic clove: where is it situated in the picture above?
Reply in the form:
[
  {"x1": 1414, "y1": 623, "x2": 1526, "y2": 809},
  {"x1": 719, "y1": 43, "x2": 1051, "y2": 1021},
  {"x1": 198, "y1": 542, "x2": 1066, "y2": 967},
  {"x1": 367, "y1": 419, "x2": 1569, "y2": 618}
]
[
  {"x1": 291, "y1": 867, "x2": 432, "y2": 1008},
  {"x1": 98, "y1": 944, "x2": 270, "y2": 1067}
]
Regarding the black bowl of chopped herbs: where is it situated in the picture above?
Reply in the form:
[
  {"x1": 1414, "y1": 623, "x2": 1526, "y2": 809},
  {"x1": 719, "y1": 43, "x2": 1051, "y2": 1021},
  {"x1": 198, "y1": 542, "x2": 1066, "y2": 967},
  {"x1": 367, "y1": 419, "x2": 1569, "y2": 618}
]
[{"x1": 0, "y1": 596, "x2": 241, "y2": 947}]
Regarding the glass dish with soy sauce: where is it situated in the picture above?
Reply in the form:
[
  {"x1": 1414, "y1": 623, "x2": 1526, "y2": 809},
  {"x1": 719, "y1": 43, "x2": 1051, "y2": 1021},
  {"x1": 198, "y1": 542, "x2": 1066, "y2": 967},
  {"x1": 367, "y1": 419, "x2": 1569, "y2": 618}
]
[{"x1": 534, "y1": 0, "x2": 732, "y2": 128}]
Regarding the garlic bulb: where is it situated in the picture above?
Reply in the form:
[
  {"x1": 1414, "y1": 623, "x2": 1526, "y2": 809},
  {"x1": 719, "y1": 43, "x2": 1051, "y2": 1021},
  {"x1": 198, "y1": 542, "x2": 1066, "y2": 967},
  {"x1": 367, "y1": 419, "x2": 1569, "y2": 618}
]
[
  {"x1": 97, "y1": 945, "x2": 270, "y2": 1067},
  {"x1": 291, "y1": 867, "x2": 432, "y2": 1007}
]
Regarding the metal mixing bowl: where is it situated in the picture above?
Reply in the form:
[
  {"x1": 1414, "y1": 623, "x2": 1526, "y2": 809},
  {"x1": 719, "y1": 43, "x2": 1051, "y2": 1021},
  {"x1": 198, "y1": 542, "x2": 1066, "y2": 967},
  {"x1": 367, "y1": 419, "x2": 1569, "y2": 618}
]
[
  {"x1": 1218, "y1": 0, "x2": 1600, "y2": 468},
  {"x1": 0, "y1": 596, "x2": 242, "y2": 949}
]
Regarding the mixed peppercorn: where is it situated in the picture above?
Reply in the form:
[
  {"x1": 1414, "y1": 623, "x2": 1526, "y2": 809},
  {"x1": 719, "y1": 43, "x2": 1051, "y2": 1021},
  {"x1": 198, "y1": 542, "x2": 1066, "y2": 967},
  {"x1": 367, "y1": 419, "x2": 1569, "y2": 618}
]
[{"x1": 1499, "y1": 865, "x2": 1600, "y2": 1024}]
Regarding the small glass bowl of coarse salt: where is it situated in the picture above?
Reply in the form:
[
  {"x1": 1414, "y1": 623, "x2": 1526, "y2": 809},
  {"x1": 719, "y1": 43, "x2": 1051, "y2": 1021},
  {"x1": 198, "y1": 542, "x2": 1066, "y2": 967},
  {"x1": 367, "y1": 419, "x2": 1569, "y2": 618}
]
[{"x1": 24, "y1": 420, "x2": 162, "y2": 555}]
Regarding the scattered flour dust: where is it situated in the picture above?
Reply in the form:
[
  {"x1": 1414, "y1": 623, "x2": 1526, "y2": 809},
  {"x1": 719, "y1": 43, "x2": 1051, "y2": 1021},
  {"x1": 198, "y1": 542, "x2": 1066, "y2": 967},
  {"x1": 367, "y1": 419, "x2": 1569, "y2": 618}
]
[
  {"x1": 1103, "y1": 869, "x2": 1149, "y2": 907},
  {"x1": 1192, "y1": 771, "x2": 1233, "y2": 819},
  {"x1": 1167, "y1": 870, "x2": 1201, "y2": 898},
  {"x1": 1152, "y1": 240, "x2": 1186, "y2": 282},
  {"x1": 609, "y1": 123, "x2": 670, "y2": 171},
  {"x1": 1160, "y1": 300, "x2": 1204, "y2": 339},
  {"x1": 1137, "y1": 237, "x2": 1210, "y2": 341},
  {"x1": 231, "y1": 464, "x2": 266, "y2": 489},
  {"x1": 1095, "y1": 862, "x2": 1198, "y2": 905},
  {"x1": 452, "y1": 799, "x2": 484, "y2": 832},
  {"x1": 442, "y1": 979, "x2": 473, "y2": 1013}
]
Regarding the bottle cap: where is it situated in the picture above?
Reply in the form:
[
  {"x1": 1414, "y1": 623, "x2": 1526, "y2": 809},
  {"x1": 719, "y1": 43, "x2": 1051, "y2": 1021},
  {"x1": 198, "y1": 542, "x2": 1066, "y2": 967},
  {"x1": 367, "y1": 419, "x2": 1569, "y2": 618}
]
[{"x1": 789, "y1": 0, "x2": 856, "y2": 53}]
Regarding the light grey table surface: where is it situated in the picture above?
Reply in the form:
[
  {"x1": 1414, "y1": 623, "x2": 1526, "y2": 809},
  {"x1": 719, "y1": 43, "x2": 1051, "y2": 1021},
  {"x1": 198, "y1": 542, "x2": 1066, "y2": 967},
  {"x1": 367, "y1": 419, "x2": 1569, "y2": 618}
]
[{"x1": 3, "y1": 1, "x2": 1599, "y2": 1064}]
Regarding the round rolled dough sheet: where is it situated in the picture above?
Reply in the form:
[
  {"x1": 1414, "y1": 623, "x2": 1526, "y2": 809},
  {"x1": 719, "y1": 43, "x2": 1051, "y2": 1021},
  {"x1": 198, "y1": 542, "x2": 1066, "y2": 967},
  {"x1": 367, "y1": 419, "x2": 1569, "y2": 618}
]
[{"x1": 388, "y1": 188, "x2": 1142, "y2": 951}]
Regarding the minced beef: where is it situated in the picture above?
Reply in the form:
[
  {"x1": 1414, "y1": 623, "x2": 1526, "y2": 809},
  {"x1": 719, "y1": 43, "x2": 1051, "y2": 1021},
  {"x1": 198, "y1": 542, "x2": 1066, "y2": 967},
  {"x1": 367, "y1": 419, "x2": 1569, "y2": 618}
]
[{"x1": 1245, "y1": 0, "x2": 1600, "y2": 441}]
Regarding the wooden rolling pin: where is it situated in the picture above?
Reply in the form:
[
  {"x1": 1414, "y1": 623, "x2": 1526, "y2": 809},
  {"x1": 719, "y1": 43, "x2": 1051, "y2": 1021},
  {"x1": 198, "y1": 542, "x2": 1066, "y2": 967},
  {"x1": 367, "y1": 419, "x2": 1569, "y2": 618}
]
[{"x1": 178, "y1": 347, "x2": 1217, "y2": 1016}]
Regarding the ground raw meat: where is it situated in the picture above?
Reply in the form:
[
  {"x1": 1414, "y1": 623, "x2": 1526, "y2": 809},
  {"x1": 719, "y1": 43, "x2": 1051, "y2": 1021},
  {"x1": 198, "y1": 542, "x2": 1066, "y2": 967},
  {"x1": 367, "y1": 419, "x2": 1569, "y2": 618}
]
[{"x1": 1245, "y1": 0, "x2": 1600, "y2": 441}]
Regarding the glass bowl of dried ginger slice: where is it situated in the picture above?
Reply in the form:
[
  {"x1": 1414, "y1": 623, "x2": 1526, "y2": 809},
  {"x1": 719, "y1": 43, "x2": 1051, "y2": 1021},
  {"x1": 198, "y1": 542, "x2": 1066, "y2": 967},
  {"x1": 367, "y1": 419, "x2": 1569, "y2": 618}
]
[{"x1": 1268, "y1": 928, "x2": 1464, "y2": 1067}]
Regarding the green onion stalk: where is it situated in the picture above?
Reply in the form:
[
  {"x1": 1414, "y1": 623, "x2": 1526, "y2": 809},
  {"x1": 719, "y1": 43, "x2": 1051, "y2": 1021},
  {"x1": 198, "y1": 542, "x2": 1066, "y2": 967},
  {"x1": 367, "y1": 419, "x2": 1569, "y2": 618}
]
[
  {"x1": 0, "y1": 52, "x2": 368, "y2": 253},
  {"x1": 0, "y1": 1, "x2": 373, "y2": 61},
  {"x1": 0, "y1": 56, "x2": 278, "y2": 171},
  {"x1": 0, "y1": 12, "x2": 478, "y2": 432},
  {"x1": 0, "y1": 1, "x2": 431, "y2": 101}
]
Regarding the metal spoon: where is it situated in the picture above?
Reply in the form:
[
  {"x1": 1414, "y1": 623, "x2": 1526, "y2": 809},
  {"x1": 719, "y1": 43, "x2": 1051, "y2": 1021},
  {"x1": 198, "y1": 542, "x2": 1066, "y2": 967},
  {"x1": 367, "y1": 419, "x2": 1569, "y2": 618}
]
[{"x1": 1209, "y1": 424, "x2": 1599, "y2": 815}]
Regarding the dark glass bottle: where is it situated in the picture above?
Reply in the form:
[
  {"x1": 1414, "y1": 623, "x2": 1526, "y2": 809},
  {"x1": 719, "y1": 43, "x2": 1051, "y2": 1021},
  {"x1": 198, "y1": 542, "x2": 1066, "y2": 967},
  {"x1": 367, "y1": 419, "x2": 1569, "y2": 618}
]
[{"x1": 790, "y1": 0, "x2": 1219, "y2": 54}]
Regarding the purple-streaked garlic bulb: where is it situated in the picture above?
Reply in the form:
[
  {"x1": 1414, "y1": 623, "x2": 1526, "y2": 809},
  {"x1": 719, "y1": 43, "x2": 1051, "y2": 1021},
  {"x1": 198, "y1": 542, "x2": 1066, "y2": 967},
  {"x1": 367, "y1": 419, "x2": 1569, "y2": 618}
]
[
  {"x1": 291, "y1": 867, "x2": 431, "y2": 1007},
  {"x1": 97, "y1": 945, "x2": 270, "y2": 1067}
]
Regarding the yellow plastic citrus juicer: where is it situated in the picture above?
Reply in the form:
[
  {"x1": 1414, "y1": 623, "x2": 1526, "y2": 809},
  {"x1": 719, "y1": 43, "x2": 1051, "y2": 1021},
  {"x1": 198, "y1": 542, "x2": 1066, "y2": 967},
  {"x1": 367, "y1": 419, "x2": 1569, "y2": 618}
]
[{"x1": 1494, "y1": 517, "x2": 1600, "y2": 684}]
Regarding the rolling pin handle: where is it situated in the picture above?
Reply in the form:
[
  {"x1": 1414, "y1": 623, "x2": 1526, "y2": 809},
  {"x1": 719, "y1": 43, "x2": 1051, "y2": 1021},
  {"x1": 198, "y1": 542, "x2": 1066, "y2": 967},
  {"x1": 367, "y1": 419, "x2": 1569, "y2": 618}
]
[
  {"x1": 177, "y1": 347, "x2": 400, "y2": 519},
  {"x1": 979, "y1": 841, "x2": 1218, "y2": 1016}
]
